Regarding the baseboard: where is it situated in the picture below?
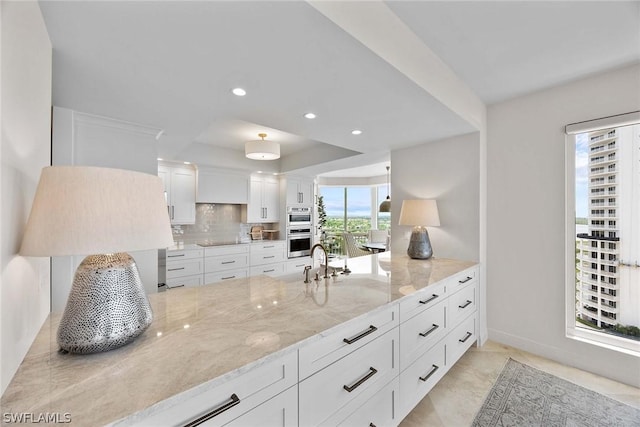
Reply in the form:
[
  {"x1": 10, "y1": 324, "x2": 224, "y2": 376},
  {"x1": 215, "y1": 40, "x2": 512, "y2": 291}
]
[{"x1": 487, "y1": 328, "x2": 640, "y2": 388}]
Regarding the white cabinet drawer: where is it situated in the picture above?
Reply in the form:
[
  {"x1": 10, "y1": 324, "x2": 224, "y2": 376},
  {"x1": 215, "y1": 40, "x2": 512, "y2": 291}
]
[
  {"x1": 448, "y1": 282, "x2": 477, "y2": 328},
  {"x1": 398, "y1": 279, "x2": 446, "y2": 322},
  {"x1": 250, "y1": 251, "x2": 285, "y2": 266},
  {"x1": 326, "y1": 377, "x2": 399, "y2": 427},
  {"x1": 249, "y1": 264, "x2": 284, "y2": 277},
  {"x1": 447, "y1": 266, "x2": 478, "y2": 295},
  {"x1": 204, "y1": 245, "x2": 249, "y2": 257},
  {"x1": 205, "y1": 269, "x2": 248, "y2": 284},
  {"x1": 222, "y1": 385, "x2": 297, "y2": 427},
  {"x1": 447, "y1": 312, "x2": 476, "y2": 366},
  {"x1": 285, "y1": 259, "x2": 310, "y2": 274},
  {"x1": 166, "y1": 259, "x2": 203, "y2": 279},
  {"x1": 166, "y1": 248, "x2": 203, "y2": 261},
  {"x1": 400, "y1": 299, "x2": 447, "y2": 370},
  {"x1": 135, "y1": 351, "x2": 297, "y2": 427},
  {"x1": 299, "y1": 328, "x2": 399, "y2": 427},
  {"x1": 250, "y1": 241, "x2": 285, "y2": 252},
  {"x1": 166, "y1": 275, "x2": 203, "y2": 289},
  {"x1": 299, "y1": 304, "x2": 399, "y2": 380},
  {"x1": 204, "y1": 254, "x2": 248, "y2": 273},
  {"x1": 398, "y1": 339, "x2": 446, "y2": 421}
]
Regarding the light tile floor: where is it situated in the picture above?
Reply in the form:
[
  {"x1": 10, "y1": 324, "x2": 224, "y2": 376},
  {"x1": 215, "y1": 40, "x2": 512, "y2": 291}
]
[{"x1": 399, "y1": 340, "x2": 640, "y2": 427}]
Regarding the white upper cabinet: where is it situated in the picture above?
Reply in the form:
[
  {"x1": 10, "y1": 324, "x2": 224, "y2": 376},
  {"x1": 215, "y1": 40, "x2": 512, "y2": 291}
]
[
  {"x1": 246, "y1": 175, "x2": 279, "y2": 222},
  {"x1": 197, "y1": 167, "x2": 249, "y2": 204},
  {"x1": 158, "y1": 162, "x2": 196, "y2": 224},
  {"x1": 285, "y1": 176, "x2": 314, "y2": 207}
]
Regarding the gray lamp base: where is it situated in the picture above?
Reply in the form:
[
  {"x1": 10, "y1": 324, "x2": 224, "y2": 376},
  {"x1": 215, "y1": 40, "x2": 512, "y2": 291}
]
[
  {"x1": 407, "y1": 226, "x2": 434, "y2": 259},
  {"x1": 57, "y1": 253, "x2": 153, "y2": 354}
]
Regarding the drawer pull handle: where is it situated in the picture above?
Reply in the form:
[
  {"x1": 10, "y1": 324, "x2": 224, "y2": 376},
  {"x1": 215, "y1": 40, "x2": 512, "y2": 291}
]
[
  {"x1": 419, "y1": 294, "x2": 439, "y2": 304},
  {"x1": 264, "y1": 245, "x2": 275, "y2": 248},
  {"x1": 168, "y1": 284, "x2": 185, "y2": 289},
  {"x1": 419, "y1": 324, "x2": 440, "y2": 337},
  {"x1": 221, "y1": 261, "x2": 236, "y2": 265},
  {"x1": 264, "y1": 255, "x2": 275, "y2": 259},
  {"x1": 221, "y1": 276, "x2": 236, "y2": 280},
  {"x1": 458, "y1": 300, "x2": 472, "y2": 309},
  {"x1": 459, "y1": 332, "x2": 473, "y2": 343},
  {"x1": 419, "y1": 364, "x2": 439, "y2": 382},
  {"x1": 168, "y1": 267, "x2": 185, "y2": 272},
  {"x1": 458, "y1": 276, "x2": 473, "y2": 284},
  {"x1": 183, "y1": 393, "x2": 240, "y2": 427},
  {"x1": 343, "y1": 367, "x2": 377, "y2": 393},
  {"x1": 343, "y1": 325, "x2": 378, "y2": 344},
  {"x1": 168, "y1": 254, "x2": 186, "y2": 258},
  {"x1": 264, "y1": 269, "x2": 275, "y2": 273}
]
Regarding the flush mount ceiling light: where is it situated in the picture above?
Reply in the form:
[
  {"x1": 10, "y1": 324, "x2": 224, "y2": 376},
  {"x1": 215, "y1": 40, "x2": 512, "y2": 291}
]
[
  {"x1": 245, "y1": 133, "x2": 280, "y2": 160},
  {"x1": 379, "y1": 165, "x2": 391, "y2": 212},
  {"x1": 351, "y1": 129, "x2": 362, "y2": 135},
  {"x1": 304, "y1": 112, "x2": 316, "y2": 119},
  {"x1": 232, "y1": 87, "x2": 246, "y2": 96}
]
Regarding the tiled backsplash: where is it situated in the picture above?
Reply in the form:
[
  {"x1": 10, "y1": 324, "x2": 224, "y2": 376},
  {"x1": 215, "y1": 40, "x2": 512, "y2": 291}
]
[{"x1": 173, "y1": 204, "x2": 278, "y2": 243}]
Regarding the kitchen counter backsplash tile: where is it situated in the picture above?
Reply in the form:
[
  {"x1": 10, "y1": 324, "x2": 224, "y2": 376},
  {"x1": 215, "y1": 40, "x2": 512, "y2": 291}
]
[{"x1": 173, "y1": 203, "x2": 278, "y2": 245}]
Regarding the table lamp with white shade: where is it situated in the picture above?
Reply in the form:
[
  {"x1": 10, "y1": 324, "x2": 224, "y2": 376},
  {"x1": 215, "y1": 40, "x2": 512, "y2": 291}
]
[
  {"x1": 20, "y1": 166, "x2": 174, "y2": 354},
  {"x1": 398, "y1": 199, "x2": 440, "y2": 259}
]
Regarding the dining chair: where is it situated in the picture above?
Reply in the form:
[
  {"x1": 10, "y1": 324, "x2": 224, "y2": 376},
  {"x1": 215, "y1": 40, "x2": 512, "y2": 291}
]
[{"x1": 344, "y1": 232, "x2": 371, "y2": 258}]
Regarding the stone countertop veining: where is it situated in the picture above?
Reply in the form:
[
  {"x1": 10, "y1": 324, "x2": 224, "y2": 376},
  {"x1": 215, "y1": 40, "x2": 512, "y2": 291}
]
[{"x1": 0, "y1": 253, "x2": 476, "y2": 426}]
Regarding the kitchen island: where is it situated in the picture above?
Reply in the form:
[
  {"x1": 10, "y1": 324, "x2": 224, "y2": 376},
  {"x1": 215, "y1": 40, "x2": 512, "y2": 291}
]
[{"x1": 1, "y1": 253, "x2": 478, "y2": 426}]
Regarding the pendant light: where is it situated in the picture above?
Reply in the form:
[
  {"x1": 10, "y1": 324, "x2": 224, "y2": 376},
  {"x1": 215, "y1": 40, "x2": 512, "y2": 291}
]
[
  {"x1": 245, "y1": 133, "x2": 280, "y2": 160},
  {"x1": 379, "y1": 165, "x2": 391, "y2": 212}
]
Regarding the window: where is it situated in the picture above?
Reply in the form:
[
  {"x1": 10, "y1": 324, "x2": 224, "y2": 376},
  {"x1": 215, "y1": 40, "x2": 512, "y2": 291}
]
[
  {"x1": 319, "y1": 184, "x2": 390, "y2": 250},
  {"x1": 566, "y1": 111, "x2": 640, "y2": 355}
]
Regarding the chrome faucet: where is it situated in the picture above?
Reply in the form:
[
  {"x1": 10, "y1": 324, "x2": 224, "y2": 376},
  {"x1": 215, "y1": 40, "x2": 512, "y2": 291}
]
[{"x1": 310, "y1": 243, "x2": 329, "y2": 279}]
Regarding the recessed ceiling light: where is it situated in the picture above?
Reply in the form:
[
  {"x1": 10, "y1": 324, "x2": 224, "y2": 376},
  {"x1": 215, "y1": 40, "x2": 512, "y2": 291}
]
[
  {"x1": 351, "y1": 129, "x2": 362, "y2": 135},
  {"x1": 304, "y1": 112, "x2": 316, "y2": 119},
  {"x1": 232, "y1": 88, "x2": 246, "y2": 96}
]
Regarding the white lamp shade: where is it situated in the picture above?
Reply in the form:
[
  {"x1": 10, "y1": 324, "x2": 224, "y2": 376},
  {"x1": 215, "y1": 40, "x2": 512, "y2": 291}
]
[
  {"x1": 20, "y1": 166, "x2": 174, "y2": 256},
  {"x1": 245, "y1": 139, "x2": 280, "y2": 160},
  {"x1": 398, "y1": 199, "x2": 440, "y2": 227}
]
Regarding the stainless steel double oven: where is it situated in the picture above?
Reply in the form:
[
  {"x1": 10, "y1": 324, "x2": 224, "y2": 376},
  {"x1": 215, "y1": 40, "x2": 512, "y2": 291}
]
[{"x1": 286, "y1": 207, "x2": 312, "y2": 258}]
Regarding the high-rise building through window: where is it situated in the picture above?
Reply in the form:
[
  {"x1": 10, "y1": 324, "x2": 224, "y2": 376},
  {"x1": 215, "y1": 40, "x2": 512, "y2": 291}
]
[{"x1": 575, "y1": 124, "x2": 640, "y2": 340}]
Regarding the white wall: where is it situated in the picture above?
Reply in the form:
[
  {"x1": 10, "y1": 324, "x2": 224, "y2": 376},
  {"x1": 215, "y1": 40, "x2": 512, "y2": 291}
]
[
  {"x1": 487, "y1": 63, "x2": 640, "y2": 387},
  {"x1": 51, "y1": 107, "x2": 163, "y2": 311},
  {"x1": 0, "y1": 1, "x2": 52, "y2": 395},
  {"x1": 390, "y1": 132, "x2": 480, "y2": 262}
]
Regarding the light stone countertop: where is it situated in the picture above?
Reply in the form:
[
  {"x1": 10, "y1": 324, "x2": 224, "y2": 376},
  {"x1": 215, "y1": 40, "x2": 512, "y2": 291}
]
[{"x1": 1, "y1": 253, "x2": 476, "y2": 426}]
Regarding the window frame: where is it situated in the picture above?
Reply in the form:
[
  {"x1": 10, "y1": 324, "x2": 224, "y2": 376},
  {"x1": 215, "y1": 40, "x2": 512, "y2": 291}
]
[{"x1": 565, "y1": 111, "x2": 640, "y2": 357}]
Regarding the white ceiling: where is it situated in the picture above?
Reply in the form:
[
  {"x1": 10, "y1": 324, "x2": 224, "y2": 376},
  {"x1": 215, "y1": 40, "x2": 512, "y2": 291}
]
[{"x1": 39, "y1": 1, "x2": 640, "y2": 178}]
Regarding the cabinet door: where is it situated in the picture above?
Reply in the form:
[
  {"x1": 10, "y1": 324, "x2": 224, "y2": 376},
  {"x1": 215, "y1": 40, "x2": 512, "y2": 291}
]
[
  {"x1": 299, "y1": 178, "x2": 314, "y2": 206},
  {"x1": 247, "y1": 177, "x2": 264, "y2": 222},
  {"x1": 170, "y1": 167, "x2": 196, "y2": 224},
  {"x1": 158, "y1": 165, "x2": 171, "y2": 218},
  {"x1": 262, "y1": 178, "x2": 279, "y2": 221},
  {"x1": 286, "y1": 179, "x2": 301, "y2": 206}
]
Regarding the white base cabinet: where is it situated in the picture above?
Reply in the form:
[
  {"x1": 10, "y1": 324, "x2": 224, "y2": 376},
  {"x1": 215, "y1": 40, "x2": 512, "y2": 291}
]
[
  {"x1": 134, "y1": 264, "x2": 480, "y2": 427},
  {"x1": 165, "y1": 247, "x2": 204, "y2": 289}
]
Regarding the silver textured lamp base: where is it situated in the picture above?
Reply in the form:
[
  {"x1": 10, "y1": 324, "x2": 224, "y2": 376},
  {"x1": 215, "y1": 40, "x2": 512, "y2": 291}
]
[
  {"x1": 57, "y1": 253, "x2": 153, "y2": 354},
  {"x1": 407, "y1": 226, "x2": 434, "y2": 259}
]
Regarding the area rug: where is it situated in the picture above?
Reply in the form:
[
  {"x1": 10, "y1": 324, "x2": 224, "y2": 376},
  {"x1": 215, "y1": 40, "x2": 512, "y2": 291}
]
[{"x1": 471, "y1": 358, "x2": 640, "y2": 427}]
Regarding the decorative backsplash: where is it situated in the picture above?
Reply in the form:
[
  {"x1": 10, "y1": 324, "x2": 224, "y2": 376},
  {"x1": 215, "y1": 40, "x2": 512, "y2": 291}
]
[{"x1": 173, "y1": 204, "x2": 278, "y2": 243}]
